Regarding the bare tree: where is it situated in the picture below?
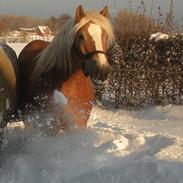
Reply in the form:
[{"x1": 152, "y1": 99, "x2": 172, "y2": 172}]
[{"x1": 165, "y1": 0, "x2": 175, "y2": 34}]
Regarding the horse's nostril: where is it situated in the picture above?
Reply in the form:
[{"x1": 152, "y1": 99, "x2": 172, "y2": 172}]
[
  {"x1": 82, "y1": 62, "x2": 89, "y2": 76},
  {"x1": 83, "y1": 58, "x2": 111, "y2": 82},
  {"x1": 102, "y1": 75, "x2": 107, "y2": 81},
  {"x1": 95, "y1": 69, "x2": 100, "y2": 79},
  {"x1": 0, "y1": 88, "x2": 5, "y2": 92},
  {"x1": 100, "y1": 73, "x2": 108, "y2": 82},
  {"x1": 92, "y1": 66, "x2": 110, "y2": 82}
]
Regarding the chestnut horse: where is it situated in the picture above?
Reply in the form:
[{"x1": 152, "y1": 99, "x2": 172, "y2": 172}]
[
  {"x1": 18, "y1": 5, "x2": 114, "y2": 131},
  {"x1": 0, "y1": 42, "x2": 19, "y2": 147}
]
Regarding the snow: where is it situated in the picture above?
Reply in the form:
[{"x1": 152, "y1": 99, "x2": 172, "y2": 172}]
[
  {"x1": 7, "y1": 121, "x2": 25, "y2": 130},
  {"x1": 7, "y1": 43, "x2": 28, "y2": 56},
  {"x1": 53, "y1": 90, "x2": 68, "y2": 106},
  {"x1": 149, "y1": 32, "x2": 169, "y2": 41},
  {"x1": 0, "y1": 43, "x2": 183, "y2": 183},
  {"x1": 37, "y1": 26, "x2": 53, "y2": 35}
]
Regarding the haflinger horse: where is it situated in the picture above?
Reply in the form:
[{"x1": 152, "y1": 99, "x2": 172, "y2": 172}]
[
  {"x1": 0, "y1": 42, "x2": 19, "y2": 146},
  {"x1": 18, "y1": 5, "x2": 114, "y2": 131}
]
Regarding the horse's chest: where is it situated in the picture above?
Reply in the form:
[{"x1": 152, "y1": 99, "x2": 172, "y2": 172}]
[
  {"x1": 60, "y1": 70, "x2": 94, "y2": 105},
  {"x1": 57, "y1": 70, "x2": 94, "y2": 127}
]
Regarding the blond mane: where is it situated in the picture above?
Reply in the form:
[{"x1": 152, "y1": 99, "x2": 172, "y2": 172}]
[{"x1": 31, "y1": 10, "x2": 114, "y2": 82}]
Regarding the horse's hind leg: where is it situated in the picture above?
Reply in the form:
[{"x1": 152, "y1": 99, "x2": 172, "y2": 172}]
[
  {"x1": 0, "y1": 120, "x2": 5, "y2": 158},
  {"x1": 0, "y1": 128, "x2": 4, "y2": 149},
  {"x1": 0, "y1": 111, "x2": 10, "y2": 151},
  {"x1": 0, "y1": 117, "x2": 6, "y2": 151}
]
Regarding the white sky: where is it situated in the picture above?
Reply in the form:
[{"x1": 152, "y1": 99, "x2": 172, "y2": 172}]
[{"x1": 0, "y1": 0, "x2": 182, "y2": 22}]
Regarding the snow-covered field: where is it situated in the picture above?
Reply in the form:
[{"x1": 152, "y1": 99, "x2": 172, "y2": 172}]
[
  {"x1": 0, "y1": 43, "x2": 183, "y2": 183},
  {"x1": 7, "y1": 43, "x2": 28, "y2": 56}
]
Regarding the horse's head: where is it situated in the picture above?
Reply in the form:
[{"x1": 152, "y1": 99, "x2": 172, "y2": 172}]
[
  {"x1": 30, "y1": 5, "x2": 114, "y2": 84},
  {"x1": 73, "y1": 5, "x2": 114, "y2": 83}
]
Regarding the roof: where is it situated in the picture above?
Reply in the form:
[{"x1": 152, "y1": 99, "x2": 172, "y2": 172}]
[
  {"x1": 37, "y1": 26, "x2": 53, "y2": 35},
  {"x1": 19, "y1": 26, "x2": 53, "y2": 36}
]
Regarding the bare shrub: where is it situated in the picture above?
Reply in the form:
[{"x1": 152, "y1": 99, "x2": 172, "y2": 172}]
[
  {"x1": 46, "y1": 14, "x2": 71, "y2": 34},
  {"x1": 113, "y1": 9, "x2": 164, "y2": 42},
  {"x1": 165, "y1": 0, "x2": 175, "y2": 34},
  {"x1": 0, "y1": 14, "x2": 71, "y2": 34},
  {"x1": 94, "y1": 2, "x2": 182, "y2": 108},
  {"x1": 103, "y1": 36, "x2": 183, "y2": 107},
  {"x1": 0, "y1": 15, "x2": 45, "y2": 32}
]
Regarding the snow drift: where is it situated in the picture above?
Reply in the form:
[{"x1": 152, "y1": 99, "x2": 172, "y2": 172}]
[{"x1": 0, "y1": 43, "x2": 183, "y2": 183}]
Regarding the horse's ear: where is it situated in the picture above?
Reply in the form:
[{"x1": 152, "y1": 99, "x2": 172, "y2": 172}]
[
  {"x1": 75, "y1": 5, "x2": 85, "y2": 23},
  {"x1": 100, "y1": 5, "x2": 109, "y2": 18}
]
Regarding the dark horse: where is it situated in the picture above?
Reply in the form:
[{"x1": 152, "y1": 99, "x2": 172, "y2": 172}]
[
  {"x1": 0, "y1": 42, "x2": 19, "y2": 147},
  {"x1": 18, "y1": 5, "x2": 114, "y2": 131}
]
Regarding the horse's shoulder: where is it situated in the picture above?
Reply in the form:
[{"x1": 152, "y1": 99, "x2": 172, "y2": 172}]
[
  {"x1": 18, "y1": 40, "x2": 48, "y2": 62},
  {"x1": 23, "y1": 40, "x2": 48, "y2": 51}
]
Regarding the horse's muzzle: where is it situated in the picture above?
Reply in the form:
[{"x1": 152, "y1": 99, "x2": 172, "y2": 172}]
[{"x1": 82, "y1": 59, "x2": 111, "y2": 83}]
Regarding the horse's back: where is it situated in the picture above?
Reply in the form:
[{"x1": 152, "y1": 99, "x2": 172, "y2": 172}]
[
  {"x1": 0, "y1": 42, "x2": 17, "y2": 70},
  {"x1": 0, "y1": 42, "x2": 18, "y2": 127},
  {"x1": 18, "y1": 40, "x2": 49, "y2": 108},
  {"x1": 18, "y1": 40, "x2": 48, "y2": 78},
  {"x1": 19, "y1": 40, "x2": 48, "y2": 62}
]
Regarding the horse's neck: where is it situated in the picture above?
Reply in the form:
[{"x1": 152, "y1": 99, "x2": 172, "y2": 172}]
[
  {"x1": 60, "y1": 47, "x2": 94, "y2": 97},
  {"x1": 54, "y1": 45, "x2": 82, "y2": 82},
  {"x1": 33, "y1": 43, "x2": 84, "y2": 90}
]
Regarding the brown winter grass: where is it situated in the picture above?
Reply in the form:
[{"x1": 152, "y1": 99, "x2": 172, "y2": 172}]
[{"x1": 113, "y1": 9, "x2": 164, "y2": 41}]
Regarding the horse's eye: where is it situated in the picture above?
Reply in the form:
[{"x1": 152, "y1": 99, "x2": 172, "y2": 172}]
[{"x1": 78, "y1": 34, "x2": 84, "y2": 40}]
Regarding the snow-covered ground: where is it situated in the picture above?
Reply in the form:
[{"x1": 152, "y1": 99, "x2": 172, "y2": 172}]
[
  {"x1": 0, "y1": 43, "x2": 183, "y2": 183},
  {"x1": 7, "y1": 43, "x2": 28, "y2": 56}
]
